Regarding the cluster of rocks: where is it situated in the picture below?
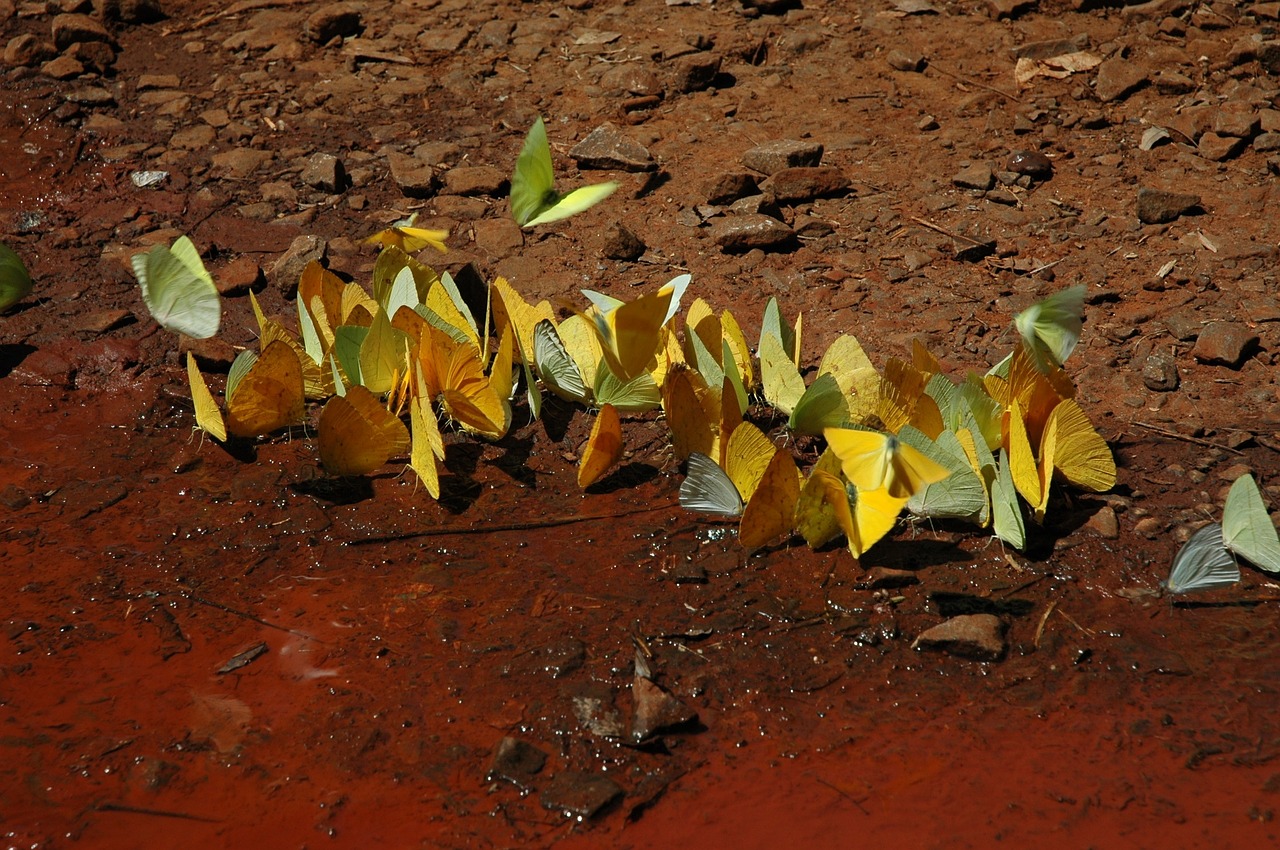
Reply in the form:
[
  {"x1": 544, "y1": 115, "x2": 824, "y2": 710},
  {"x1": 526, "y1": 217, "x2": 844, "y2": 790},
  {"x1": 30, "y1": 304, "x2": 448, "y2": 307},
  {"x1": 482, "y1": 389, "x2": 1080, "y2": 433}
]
[{"x1": 2, "y1": 1, "x2": 161, "y2": 78}]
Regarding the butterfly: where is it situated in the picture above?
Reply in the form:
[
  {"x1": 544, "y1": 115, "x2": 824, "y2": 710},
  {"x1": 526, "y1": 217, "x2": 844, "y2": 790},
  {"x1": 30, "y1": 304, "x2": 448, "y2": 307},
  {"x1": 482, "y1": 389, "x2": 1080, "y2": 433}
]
[
  {"x1": 1006, "y1": 396, "x2": 1115, "y2": 522},
  {"x1": 824, "y1": 427, "x2": 952, "y2": 501},
  {"x1": 990, "y1": 285, "x2": 1086, "y2": 376},
  {"x1": 416, "y1": 325, "x2": 511, "y2": 440},
  {"x1": 510, "y1": 116, "x2": 618, "y2": 227},
  {"x1": 1163, "y1": 523, "x2": 1240, "y2": 594},
  {"x1": 363, "y1": 213, "x2": 448, "y2": 254},
  {"x1": 224, "y1": 340, "x2": 307, "y2": 438},
  {"x1": 409, "y1": 363, "x2": 446, "y2": 498},
  {"x1": 680, "y1": 423, "x2": 800, "y2": 550},
  {"x1": 132, "y1": 235, "x2": 221, "y2": 339},
  {"x1": 578, "y1": 403, "x2": 624, "y2": 487},
  {"x1": 185, "y1": 352, "x2": 227, "y2": 443},
  {"x1": 533, "y1": 318, "x2": 661, "y2": 413},
  {"x1": 249, "y1": 291, "x2": 331, "y2": 399},
  {"x1": 807, "y1": 469, "x2": 909, "y2": 558},
  {"x1": 580, "y1": 273, "x2": 690, "y2": 382},
  {"x1": 0, "y1": 242, "x2": 33, "y2": 312},
  {"x1": 991, "y1": 448, "x2": 1027, "y2": 551},
  {"x1": 683, "y1": 299, "x2": 756, "y2": 393},
  {"x1": 758, "y1": 296, "x2": 802, "y2": 369},
  {"x1": 1222, "y1": 474, "x2": 1280, "y2": 574},
  {"x1": 898, "y1": 426, "x2": 988, "y2": 523},
  {"x1": 318, "y1": 384, "x2": 411, "y2": 476}
]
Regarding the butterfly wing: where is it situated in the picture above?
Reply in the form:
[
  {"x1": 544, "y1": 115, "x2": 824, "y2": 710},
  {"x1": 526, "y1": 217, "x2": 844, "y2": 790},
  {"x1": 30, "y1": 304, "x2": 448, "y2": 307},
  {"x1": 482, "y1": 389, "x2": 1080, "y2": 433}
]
[
  {"x1": 825, "y1": 427, "x2": 893, "y2": 494},
  {"x1": 319, "y1": 385, "x2": 411, "y2": 477},
  {"x1": 533, "y1": 319, "x2": 590, "y2": 403},
  {"x1": 739, "y1": 449, "x2": 801, "y2": 550},
  {"x1": 1163, "y1": 523, "x2": 1240, "y2": 594},
  {"x1": 525, "y1": 181, "x2": 619, "y2": 227},
  {"x1": 680, "y1": 452, "x2": 744, "y2": 517},
  {"x1": 1015, "y1": 284, "x2": 1085, "y2": 373},
  {"x1": 134, "y1": 236, "x2": 221, "y2": 338},
  {"x1": 0, "y1": 242, "x2": 33, "y2": 312},
  {"x1": 186, "y1": 352, "x2": 227, "y2": 442},
  {"x1": 789, "y1": 373, "x2": 850, "y2": 436},
  {"x1": 578, "y1": 403, "x2": 624, "y2": 487},
  {"x1": 991, "y1": 448, "x2": 1027, "y2": 551},
  {"x1": 510, "y1": 116, "x2": 557, "y2": 226},
  {"x1": 1223, "y1": 475, "x2": 1280, "y2": 573}
]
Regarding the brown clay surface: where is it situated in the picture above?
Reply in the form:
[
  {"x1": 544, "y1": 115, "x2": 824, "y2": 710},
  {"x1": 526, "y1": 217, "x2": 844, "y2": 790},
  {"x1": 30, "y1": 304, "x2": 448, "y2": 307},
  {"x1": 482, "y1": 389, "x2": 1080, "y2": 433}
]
[{"x1": 3, "y1": 0, "x2": 1280, "y2": 847}]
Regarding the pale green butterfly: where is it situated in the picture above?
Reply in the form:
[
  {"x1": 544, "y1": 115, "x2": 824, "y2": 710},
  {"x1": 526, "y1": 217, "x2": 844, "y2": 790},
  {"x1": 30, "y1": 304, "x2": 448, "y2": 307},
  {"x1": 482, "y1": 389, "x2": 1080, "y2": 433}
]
[
  {"x1": 899, "y1": 425, "x2": 988, "y2": 523},
  {"x1": 1222, "y1": 474, "x2": 1280, "y2": 573},
  {"x1": 989, "y1": 284, "x2": 1086, "y2": 377},
  {"x1": 132, "y1": 235, "x2": 221, "y2": 339},
  {"x1": 532, "y1": 318, "x2": 591, "y2": 404},
  {"x1": 592, "y1": 361, "x2": 661, "y2": 414},
  {"x1": 510, "y1": 117, "x2": 618, "y2": 227},
  {"x1": 758, "y1": 334, "x2": 848, "y2": 436},
  {"x1": 1163, "y1": 523, "x2": 1239, "y2": 594},
  {"x1": 992, "y1": 448, "x2": 1026, "y2": 551},
  {"x1": 0, "y1": 242, "x2": 33, "y2": 313}
]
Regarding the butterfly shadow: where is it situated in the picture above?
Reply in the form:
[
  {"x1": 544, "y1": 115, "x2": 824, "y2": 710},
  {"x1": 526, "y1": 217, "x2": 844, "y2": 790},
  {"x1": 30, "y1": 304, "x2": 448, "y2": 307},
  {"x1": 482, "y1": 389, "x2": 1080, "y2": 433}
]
[
  {"x1": 928, "y1": 590, "x2": 1036, "y2": 619},
  {"x1": 584, "y1": 462, "x2": 660, "y2": 495},
  {"x1": 485, "y1": 433, "x2": 538, "y2": 489},
  {"x1": 868, "y1": 535, "x2": 973, "y2": 571},
  {"x1": 290, "y1": 475, "x2": 375, "y2": 505},
  {"x1": 0, "y1": 343, "x2": 36, "y2": 379},
  {"x1": 433, "y1": 444, "x2": 484, "y2": 514},
  {"x1": 537, "y1": 395, "x2": 577, "y2": 443}
]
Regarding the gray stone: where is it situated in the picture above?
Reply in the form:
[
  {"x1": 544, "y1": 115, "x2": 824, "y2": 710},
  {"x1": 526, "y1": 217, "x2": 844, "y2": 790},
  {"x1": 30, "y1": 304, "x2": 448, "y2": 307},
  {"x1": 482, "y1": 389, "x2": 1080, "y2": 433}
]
[
  {"x1": 710, "y1": 214, "x2": 795, "y2": 252},
  {"x1": 952, "y1": 162, "x2": 994, "y2": 191},
  {"x1": 1197, "y1": 132, "x2": 1245, "y2": 162},
  {"x1": 440, "y1": 165, "x2": 506, "y2": 196},
  {"x1": 51, "y1": 13, "x2": 113, "y2": 51},
  {"x1": 1253, "y1": 133, "x2": 1280, "y2": 153},
  {"x1": 304, "y1": 3, "x2": 363, "y2": 43},
  {"x1": 569, "y1": 123, "x2": 654, "y2": 172},
  {"x1": 599, "y1": 222, "x2": 645, "y2": 261},
  {"x1": 64, "y1": 86, "x2": 114, "y2": 106},
  {"x1": 600, "y1": 62, "x2": 662, "y2": 97},
  {"x1": 570, "y1": 683, "x2": 625, "y2": 738},
  {"x1": 760, "y1": 166, "x2": 850, "y2": 203},
  {"x1": 630, "y1": 676, "x2": 697, "y2": 743},
  {"x1": 472, "y1": 219, "x2": 524, "y2": 258},
  {"x1": 302, "y1": 152, "x2": 347, "y2": 193},
  {"x1": 1163, "y1": 310, "x2": 1203, "y2": 342},
  {"x1": 1094, "y1": 57, "x2": 1147, "y2": 103},
  {"x1": 211, "y1": 147, "x2": 273, "y2": 178},
  {"x1": 1192, "y1": 322, "x2": 1258, "y2": 368},
  {"x1": 269, "y1": 235, "x2": 327, "y2": 297},
  {"x1": 487, "y1": 737, "x2": 546, "y2": 788},
  {"x1": 1142, "y1": 351, "x2": 1179, "y2": 391},
  {"x1": 671, "y1": 52, "x2": 720, "y2": 92},
  {"x1": 388, "y1": 152, "x2": 438, "y2": 198},
  {"x1": 1136, "y1": 187, "x2": 1199, "y2": 224},
  {"x1": 540, "y1": 772, "x2": 623, "y2": 819},
  {"x1": 911, "y1": 614, "x2": 1007, "y2": 661},
  {"x1": 704, "y1": 171, "x2": 758, "y2": 205},
  {"x1": 742, "y1": 139, "x2": 823, "y2": 175},
  {"x1": 1011, "y1": 35, "x2": 1090, "y2": 61},
  {"x1": 729, "y1": 194, "x2": 782, "y2": 218}
]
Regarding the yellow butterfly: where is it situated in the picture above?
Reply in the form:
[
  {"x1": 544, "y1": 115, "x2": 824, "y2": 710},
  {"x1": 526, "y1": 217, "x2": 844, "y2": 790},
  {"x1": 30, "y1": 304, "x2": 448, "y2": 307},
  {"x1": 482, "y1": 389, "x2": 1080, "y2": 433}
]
[
  {"x1": 409, "y1": 362, "x2": 445, "y2": 498},
  {"x1": 581, "y1": 273, "x2": 690, "y2": 382},
  {"x1": 824, "y1": 427, "x2": 951, "y2": 500},
  {"x1": 186, "y1": 352, "x2": 227, "y2": 442},
  {"x1": 662, "y1": 365, "x2": 741, "y2": 467},
  {"x1": 225, "y1": 340, "x2": 307, "y2": 438},
  {"x1": 363, "y1": 213, "x2": 448, "y2": 254},
  {"x1": 416, "y1": 326, "x2": 510, "y2": 440},
  {"x1": 248, "y1": 291, "x2": 332, "y2": 399},
  {"x1": 877, "y1": 358, "x2": 943, "y2": 438},
  {"x1": 578, "y1": 403, "x2": 624, "y2": 488},
  {"x1": 1007, "y1": 396, "x2": 1116, "y2": 522},
  {"x1": 810, "y1": 470, "x2": 910, "y2": 558},
  {"x1": 318, "y1": 384, "x2": 411, "y2": 476}
]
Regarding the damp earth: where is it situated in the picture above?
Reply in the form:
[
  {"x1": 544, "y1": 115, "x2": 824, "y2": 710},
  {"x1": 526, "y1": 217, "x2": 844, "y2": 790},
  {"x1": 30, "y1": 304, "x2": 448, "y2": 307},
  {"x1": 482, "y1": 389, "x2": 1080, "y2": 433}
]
[{"x1": 3, "y1": 0, "x2": 1280, "y2": 847}]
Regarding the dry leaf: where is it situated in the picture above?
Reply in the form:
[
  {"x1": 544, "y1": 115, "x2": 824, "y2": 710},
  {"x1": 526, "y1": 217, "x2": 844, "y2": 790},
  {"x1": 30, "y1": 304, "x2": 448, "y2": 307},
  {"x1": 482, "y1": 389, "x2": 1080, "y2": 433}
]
[{"x1": 1140, "y1": 126, "x2": 1171, "y2": 151}]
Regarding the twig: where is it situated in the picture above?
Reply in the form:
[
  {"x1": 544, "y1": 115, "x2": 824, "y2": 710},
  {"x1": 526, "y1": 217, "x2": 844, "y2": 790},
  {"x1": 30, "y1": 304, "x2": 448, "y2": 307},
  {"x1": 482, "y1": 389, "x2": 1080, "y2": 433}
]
[
  {"x1": 908, "y1": 215, "x2": 991, "y2": 248},
  {"x1": 810, "y1": 775, "x2": 870, "y2": 815},
  {"x1": 95, "y1": 803, "x2": 220, "y2": 823},
  {"x1": 1131, "y1": 421, "x2": 1244, "y2": 455},
  {"x1": 1033, "y1": 600, "x2": 1057, "y2": 649},
  {"x1": 349, "y1": 503, "x2": 676, "y2": 546},
  {"x1": 928, "y1": 63, "x2": 1021, "y2": 103},
  {"x1": 1055, "y1": 608, "x2": 1095, "y2": 637},
  {"x1": 179, "y1": 591, "x2": 315, "y2": 639}
]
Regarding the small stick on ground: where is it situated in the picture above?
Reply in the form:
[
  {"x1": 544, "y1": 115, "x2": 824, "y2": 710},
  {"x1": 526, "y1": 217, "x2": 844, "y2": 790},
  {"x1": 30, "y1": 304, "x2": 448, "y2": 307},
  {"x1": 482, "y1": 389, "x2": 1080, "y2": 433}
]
[
  {"x1": 928, "y1": 63, "x2": 1022, "y2": 103},
  {"x1": 1131, "y1": 420, "x2": 1244, "y2": 455}
]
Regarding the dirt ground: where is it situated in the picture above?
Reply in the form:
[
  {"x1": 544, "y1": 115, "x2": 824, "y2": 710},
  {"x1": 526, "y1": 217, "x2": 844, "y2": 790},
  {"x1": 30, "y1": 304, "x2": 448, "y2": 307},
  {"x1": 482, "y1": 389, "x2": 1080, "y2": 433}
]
[{"x1": 3, "y1": 0, "x2": 1280, "y2": 847}]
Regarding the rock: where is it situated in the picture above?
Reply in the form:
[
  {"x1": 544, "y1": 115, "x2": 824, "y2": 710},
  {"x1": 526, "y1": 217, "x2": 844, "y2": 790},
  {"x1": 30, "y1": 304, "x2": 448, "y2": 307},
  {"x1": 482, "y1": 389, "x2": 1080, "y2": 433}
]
[
  {"x1": 569, "y1": 683, "x2": 625, "y2": 738},
  {"x1": 137, "y1": 73, "x2": 179, "y2": 90},
  {"x1": 301, "y1": 152, "x2": 347, "y2": 193},
  {"x1": 387, "y1": 152, "x2": 438, "y2": 198},
  {"x1": 704, "y1": 171, "x2": 758, "y2": 205},
  {"x1": 170, "y1": 125, "x2": 216, "y2": 150},
  {"x1": 860, "y1": 567, "x2": 920, "y2": 589},
  {"x1": 569, "y1": 123, "x2": 655, "y2": 172},
  {"x1": 6, "y1": 34, "x2": 56, "y2": 67},
  {"x1": 1254, "y1": 133, "x2": 1280, "y2": 153},
  {"x1": 269, "y1": 235, "x2": 327, "y2": 297},
  {"x1": 742, "y1": 139, "x2": 823, "y2": 175},
  {"x1": 304, "y1": 3, "x2": 363, "y2": 43},
  {"x1": 1191, "y1": 322, "x2": 1258, "y2": 368},
  {"x1": 94, "y1": 0, "x2": 163, "y2": 22},
  {"x1": 11, "y1": 349, "x2": 74, "y2": 388},
  {"x1": 51, "y1": 13, "x2": 114, "y2": 50},
  {"x1": 1093, "y1": 57, "x2": 1147, "y2": 102},
  {"x1": 216, "y1": 256, "x2": 263, "y2": 297},
  {"x1": 1213, "y1": 110, "x2": 1259, "y2": 139},
  {"x1": 709, "y1": 214, "x2": 795, "y2": 252},
  {"x1": 952, "y1": 162, "x2": 994, "y2": 191},
  {"x1": 630, "y1": 676, "x2": 697, "y2": 743},
  {"x1": 64, "y1": 86, "x2": 114, "y2": 106},
  {"x1": 1136, "y1": 187, "x2": 1199, "y2": 224},
  {"x1": 886, "y1": 49, "x2": 925, "y2": 72},
  {"x1": 760, "y1": 166, "x2": 850, "y2": 203},
  {"x1": 599, "y1": 222, "x2": 645, "y2": 261},
  {"x1": 78, "y1": 308, "x2": 133, "y2": 334},
  {"x1": 1085, "y1": 505, "x2": 1120, "y2": 539},
  {"x1": 1163, "y1": 309, "x2": 1203, "y2": 342},
  {"x1": 911, "y1": 614, "x2": 1007, "y2": 661},
  {"x1": 487, "y1": 737, "x2": 546, "y2": 788},
  {"x1": 440, "y1": 165, "x2": 506, "y2": 196},
  {"x1": 740, "y1": 0, "x2": 797, "y2": 14},
  {"x1": 1005, "y1": 150, "x2": 1053, "y2": 178},
  {"x1": 41, "y1": 54, "x2": 84, "y2": 79},
  {"x1": 472, "y1": 219, "x2": 524, "y2": 258},
  {"x1": 729, "y1": 194, "x2": 782, "y2": 218},
  {"x1": 600, "y1": 63, "x2": 662, "y2": 97},
  {"x1": 210, "y1": 147, "x2": 274, "y2": 178},
  {"x1": 66, "y1": 39, "x2": 115, "y2": 73},
  {"x1": 540, "y1": 772, "x2": 623, "y2": 820},
  {"x1": 1011, "y1": 35, "x2": 1090, "y2": 61},
  {"x1": 1142, "y1": 351, "x2": 1179, "y2": 391},
  {"x1": 1197, "y1": 132, "x2": 1246, "y2": 162},
  {"x1": 671, "y1": 52, "x2": 720, "y2": 92},
  {"x1": 987, "y1": 0, "x2": 1036, "y2": 18}
]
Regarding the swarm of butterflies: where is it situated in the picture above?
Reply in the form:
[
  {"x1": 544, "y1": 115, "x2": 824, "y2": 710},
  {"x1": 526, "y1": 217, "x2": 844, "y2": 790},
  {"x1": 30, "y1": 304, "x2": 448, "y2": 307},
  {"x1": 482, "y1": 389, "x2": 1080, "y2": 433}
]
[{"x1": 130, "y1": 116, "x2": 1161, "y2": 562}]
